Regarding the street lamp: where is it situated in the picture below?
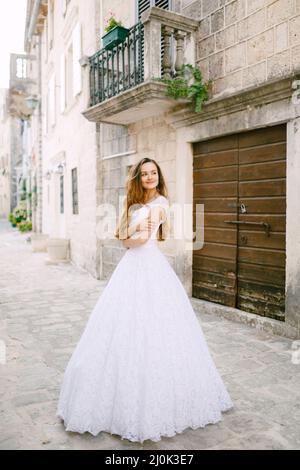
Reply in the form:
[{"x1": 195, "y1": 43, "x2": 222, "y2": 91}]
[
  {"x1": 25, "y1": 95, "x2": 39, "y2": 113},
  {"x1": 55, "y1": 163, "x2": 65, "y2": 175}
]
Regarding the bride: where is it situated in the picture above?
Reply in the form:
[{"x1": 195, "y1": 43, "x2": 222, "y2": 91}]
[{"x1": 56, "y1": 157, "x2": 234, "y2": 443}]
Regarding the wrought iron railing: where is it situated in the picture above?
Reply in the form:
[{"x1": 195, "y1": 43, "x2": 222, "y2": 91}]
[{"x1": 89, "y1": 22, "x2": 144, "y2": 107}]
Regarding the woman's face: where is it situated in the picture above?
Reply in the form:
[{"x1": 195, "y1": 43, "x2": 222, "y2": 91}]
[{"x1": 140, "y1": 162, "x2": 159, "y2": 190}]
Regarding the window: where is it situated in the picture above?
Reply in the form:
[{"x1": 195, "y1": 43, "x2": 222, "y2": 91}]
[
  {"x1": 137, "y1": 0, "x2": 170, "y2": 19},
  {"x1": 61, "y1": 0, "x2": 71, "y2": 16},
  {"x1": 64, "y1": 22, "x2": 82, "y2": 109},
  {"x1": 48, "y1": 74, "x2": 56, "y2": 127},
  {"x1": 16, "y1": 58, "x2": 27, "y2": 79},
  {"x1": 49, "y1": 0, "x2": 54, "y2": 49},
  {"x1": 71, "y1": 168, "x2": 78, "y2": 214},
  {"x1": 66, "y1": 43, "x2": 73, "y2": 107},
  {"x1": 136, "y1": 0, "x2": 171, "y2": 76},
  {"x1": 72, "y1": 23, "x2": 82, "y2": 97},
  {"x1": 60, "y1": 175, "x2": 64, "y2": 213},
  {"x1": 60, "y1": 54, "x2": 66, "y2": 112}
]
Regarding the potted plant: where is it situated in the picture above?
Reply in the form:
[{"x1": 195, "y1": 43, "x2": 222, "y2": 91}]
[
  {"x1": 102, "y1": 12, "x2": 129, "y2": 50},
  {"x1": 17, "y1": 221, "x2": 32, "y2": 232},
  {"x1": 8, "y1": 213, "x2": 17, "y2": 227},
  {"x1": 13, "y1": 207, "x2": 27, "y2": 224}
]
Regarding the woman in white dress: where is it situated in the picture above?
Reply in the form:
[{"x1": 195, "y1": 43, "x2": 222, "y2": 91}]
[{"x1": 56, "y1": 158, "x2": 234, "y2": 443}]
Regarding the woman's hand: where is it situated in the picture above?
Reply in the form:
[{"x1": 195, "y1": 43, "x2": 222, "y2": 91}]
[
  {"x1": 122, "y1": 237, "x2": 148, "y2": 249},
  {"x1": 122, "y1": 208, "x2": 163, "y2": 248},
  {"x1": 136, "y1": 216, "x2": 157, "y2": 233}
]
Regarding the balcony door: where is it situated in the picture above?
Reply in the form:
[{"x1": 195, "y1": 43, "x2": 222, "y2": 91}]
[
  {"x1": 136, "y1": 0, "x2": 170, "y2": 19},
  {"x1": 136, "y1": 0, "x2": 171, "y2": 78}
]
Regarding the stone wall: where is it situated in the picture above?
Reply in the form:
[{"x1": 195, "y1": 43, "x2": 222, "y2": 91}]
[
  {"x1": 0, "y1": 93, "x2": 11, "y2": 218},
  {"x1": 39, "y1": 0, "x2": 100, "y2": 278},
  {"x1": 182, "y1": 0, "x2": 300, "y2": 98},
  {"x1": 99, "y1": 115, "x2": 179, "y2": 282}
]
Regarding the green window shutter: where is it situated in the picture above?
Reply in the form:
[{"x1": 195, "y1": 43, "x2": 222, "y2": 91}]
[{"x1": 137, "y1": 0, "x2": 171, "y2": 78}]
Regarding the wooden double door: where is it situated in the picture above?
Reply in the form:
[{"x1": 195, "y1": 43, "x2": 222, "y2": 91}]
[{"x1": 192, "y1": 125, "x2": 286, "y2": 321}]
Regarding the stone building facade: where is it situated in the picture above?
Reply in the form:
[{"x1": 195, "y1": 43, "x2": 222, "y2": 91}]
[
  {"x1": 25, "y1": 0, "x2": 300, "y2": 338},
  {"x1": 83, "y1": 0, "x2": 300, "y2": 338},
  {"x1": 25, "y1": 0, "x2": 103, "y2": 276},
  {"x1": 177, "y1": 0, "x2": 300, "y2": 337},
  {"x1": 0, "y1": 89, "x2": 11, "y2": 218},
  {"x1": 0, "y1": 54, "x2": 37, "y2": 218}
]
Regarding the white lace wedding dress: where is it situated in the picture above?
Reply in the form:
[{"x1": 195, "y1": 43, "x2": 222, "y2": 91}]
[{"x1": 56, "y1": 195, "x2": 234, "y2": 443}]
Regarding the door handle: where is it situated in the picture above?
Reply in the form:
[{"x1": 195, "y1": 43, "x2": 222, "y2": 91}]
[{"x1": 224, "y1": 220, "x2": 271, "y2": 237}]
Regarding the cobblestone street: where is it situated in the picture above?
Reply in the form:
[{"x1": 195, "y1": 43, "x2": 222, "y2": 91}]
[{"x1": 0, "y1": 219, "x2": 300, "y2": 450}]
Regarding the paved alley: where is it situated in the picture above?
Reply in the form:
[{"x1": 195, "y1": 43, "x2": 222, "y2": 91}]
[{"x1": 0, "y1": 219, "x2": 300, "y2": 450}]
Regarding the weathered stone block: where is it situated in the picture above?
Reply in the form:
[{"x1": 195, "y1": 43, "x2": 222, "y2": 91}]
[
  {"x1": 225, "y1": 0, "x2": 246, "y2": 26},
  {"x1": 213, "y1": 69, "x2": 243, "y2": 96},
  {"x1": 209, "y1": 51, "x2": 225, "y2": 79},
  {"x1": 181, "y1": 0, "x2": 196, "y2": 8},
  {"x1": 216, "y1": 25, "x2": 236, "y2": 51},
  {"x1": 198, "y1": 17, "x2": 211, "y2": 40},
  {"x1": 197, "y1": 57, "x2": 210, "y2": 81},
  {"x1": 237, "y1": 8, "x2": 265, "y2": 41},
  {"x1": 111, "y1": 248, "x2": 124, "y2": 264},
  {"x1": 202, "y1": 0, "x2": 219, "y2": 16},
  {"x1": 103, "y1": 246, "x2": 115, "y2": 265},
  {"x1": 247, "y1": 29, "x2": 274, "y2": 65},
  {"x1": 267, "y1": 49, "x2": 291, "y2": 79},
  {"x1": 247, "y1": 0, "x2": 263, "y2": 15},
  {"x1": 292, "y1": 44, "x2": 300, "y2": 72},
  {"x1": 275, "y1": 22, "x2": 288, "y2": 52},
  {"x1": 267, "y1": 0, "x2": 294, "y2": 27},
  {"x1": 211, "y1": 8, "x2": 225, "y2": 33},
  {"x1": 225, "y1": 42, "x2": 246, "y2": 73},
  {"x1": 289, "y1": 15, "x2": 300, "y2": 46},
  {"x1": 182, "y1": 0, "x2": 202, "y2": 19},
  {"x1": 198, "y1": 35, "x2": 215, "y2": 58},
  {"x1": 242, "y1": 61, "x2": 267, "y2": 88}
]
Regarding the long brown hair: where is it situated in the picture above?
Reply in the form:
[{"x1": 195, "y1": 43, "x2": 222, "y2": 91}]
[{"x1": 115, "y1": 158, "x2": 170, "y2": 241}]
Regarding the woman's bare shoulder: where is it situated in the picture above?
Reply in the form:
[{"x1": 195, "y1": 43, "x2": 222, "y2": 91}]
[{"x1": 156, "y1": 195, "x2": 169, "y2": 205}]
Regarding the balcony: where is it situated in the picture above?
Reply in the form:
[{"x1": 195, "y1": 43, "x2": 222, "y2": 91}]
[{"x1": 82, "y1": 6, "x2": 198, "y2": 125}]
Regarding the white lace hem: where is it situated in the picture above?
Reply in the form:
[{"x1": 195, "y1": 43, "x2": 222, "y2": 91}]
[{"x1": 56, "y1": 401, "x2": 234, "y2": 444}]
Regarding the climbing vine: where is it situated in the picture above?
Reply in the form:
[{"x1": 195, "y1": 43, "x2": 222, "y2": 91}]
[{"x1": 156, "y1": 64, "x2": 212, "y2": 113}]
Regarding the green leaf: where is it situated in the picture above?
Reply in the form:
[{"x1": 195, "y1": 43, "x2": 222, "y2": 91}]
[{"x1": 158, "y1": 64, "x2": 210, "y2": 113}]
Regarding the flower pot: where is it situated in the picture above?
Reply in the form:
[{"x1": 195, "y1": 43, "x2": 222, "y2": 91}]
[
  {"x1": 47, "y1": 238, "x2": 70, "y2": 263},
  {"x1": 31, "y1": 233, "x2": 49, "y2": 252},
  {"x1": 102, "y1": 25, "x2": 129, "y2": 50}
]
